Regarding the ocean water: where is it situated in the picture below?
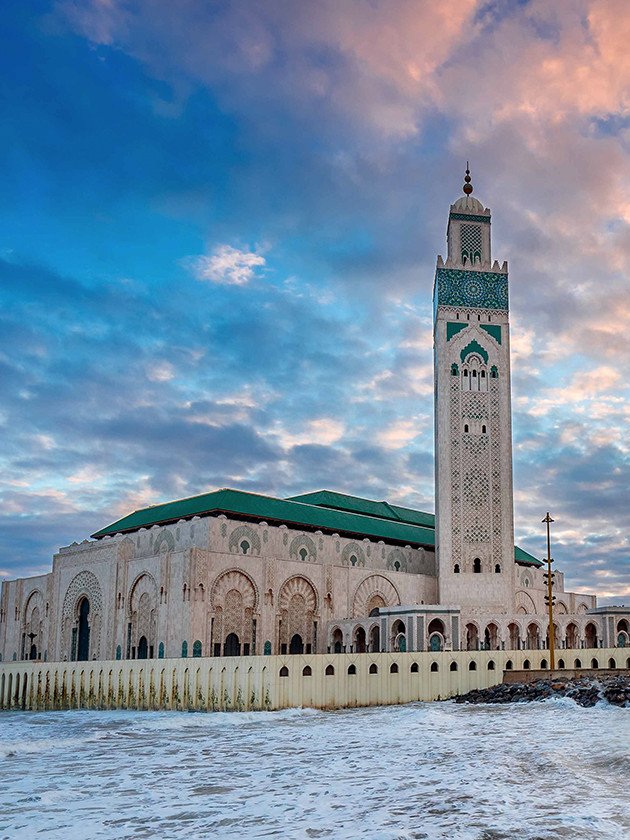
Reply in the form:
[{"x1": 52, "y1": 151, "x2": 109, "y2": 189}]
[{"x1": 0, "y1": 700, "x2": 628, "y2": 840}]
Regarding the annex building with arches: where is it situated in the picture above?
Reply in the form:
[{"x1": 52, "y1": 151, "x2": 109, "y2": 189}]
[{"x1": 1, "y1": 174, "x2": 628, "y2": 669}]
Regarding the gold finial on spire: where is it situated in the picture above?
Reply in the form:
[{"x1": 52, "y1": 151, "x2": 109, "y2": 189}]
[{"x1": 463, "y1": 162, "x2": 473, "y2": 195}]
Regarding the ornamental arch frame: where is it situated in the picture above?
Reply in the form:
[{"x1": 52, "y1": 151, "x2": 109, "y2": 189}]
[{"x1": 352, "y1": 574, "x2": 401, "y2": 619}]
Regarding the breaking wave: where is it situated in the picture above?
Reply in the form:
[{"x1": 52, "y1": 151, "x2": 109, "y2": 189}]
[{"x1": 0, "y1": 702, "x2": 628, "y2": 839}]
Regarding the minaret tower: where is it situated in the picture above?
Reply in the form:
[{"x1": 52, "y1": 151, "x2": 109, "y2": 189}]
[{"x1": 433, "y1": 168, "x2": 515, "y2": 612}]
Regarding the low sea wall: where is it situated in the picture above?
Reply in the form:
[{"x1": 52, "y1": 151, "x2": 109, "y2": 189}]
[{"x1": 0, "y1": 648, "x2": 624, "y2": 712}]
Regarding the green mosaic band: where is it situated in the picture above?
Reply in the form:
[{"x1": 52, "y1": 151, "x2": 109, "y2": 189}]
[
  {"x1": 449, "y1": 213, "x2": 491, "y2": 223},
  {"x1": 435, "y1": 268, "x2": 508, "y2": 311}
]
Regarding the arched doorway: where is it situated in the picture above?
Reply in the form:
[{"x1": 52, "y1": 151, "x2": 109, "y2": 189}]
[
  {"x1": 278, "y1": 576, "x2": 318, "y2": 655},
  {"x1": 391, "y1": 619, "x2": 406, "y2": 652},
  {"x1": 565, "y1": 622, "x2": 578, "y2": 649},
  {"x1": 485, "y1": 623, "x2": 499, "y2": 650},
  {"x1": 369, "y1": 624, "x2": 380, "y2": 653},
  {"x1": 29, "y1": 644, "x2": 37, "y2": 661},
  {"x1": 526, "y1": 623, "x2": 540, "y2": 650},
  {"x1": 332, "y1": 628, "x2": 343, "y2": 653},
  {"x1": 354, "y1": 626, "x2": 366, "y2": 653},
  {"x1": 137, "y1": 636, "x2": 148, "y2": 659},
  {"x1": 428, "y1": 618, "x2": 445, "y2": 651},
  {"x1": 465, "y1": 623, "x2": 479, "y2": 651},
  {"x1": 211, "y1": 570, "x2": 258, "y2": 657},
  {"x1": 508, "y1": 622, "x2": 520, "y2": 650},
  {"x1": 585, "y1": 623, "x2": 597, "y2": 649},
  {"x1": 429, "y1": 634, "x2": 442, "y2": 652},
  {"x1": 224, "y1": 632, "x2": 241, "y2": 657},
  {"x1": 289, "y1": 634, "x2": 304, "y2": 655},
  {"x1": 77, "y1": 598, "x2": 90, "y2": 661}
]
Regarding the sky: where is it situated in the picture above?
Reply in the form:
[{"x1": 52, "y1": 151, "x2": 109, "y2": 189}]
[{"x1": 1, "y1": 0, "x2": 629, "y2": 603}]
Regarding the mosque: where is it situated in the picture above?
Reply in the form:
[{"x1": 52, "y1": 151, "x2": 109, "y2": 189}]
[{"x1": 1, "y1": 174, "x2": 628, "y2": 666}]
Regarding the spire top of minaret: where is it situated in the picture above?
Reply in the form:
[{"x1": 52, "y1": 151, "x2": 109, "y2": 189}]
[{"x1": 463, "y1": 162, "x2": 473, "y2": 196}]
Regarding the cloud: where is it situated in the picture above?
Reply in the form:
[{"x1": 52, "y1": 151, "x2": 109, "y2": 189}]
[
  {"x1": 1, "y1": 1, "x2": 629, "y2": 605},
  {"x1": 146, "y1": 361, "x2": 176, "y2": 382},
  {"x1": 185, "y1": 245, "x2": 266, "y2": 286}
]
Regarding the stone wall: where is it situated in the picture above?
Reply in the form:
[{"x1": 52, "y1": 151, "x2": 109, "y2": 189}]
[{"x1": 1, "y1": 648, "x2": 624, "y2": 712}]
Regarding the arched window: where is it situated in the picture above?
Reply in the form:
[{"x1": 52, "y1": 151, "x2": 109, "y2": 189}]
[
  {"x1": 558, "y1": 658, "x2": 565, "y2": 669},
  {"x1": 116, "y1": 645, "x2": 121, "y2": 661},
  {"x1": 468, "y1": 661, "x2": 477, "y2": 671},
  {"x1": 350, "y1": 554, "x2": 357, "y2": 566},
  {"x1": 299, "y1": 547, "x2": 308, "y2": 562},
  {"x1": 575, "y1": 658, "x2": 582, "y2": 668},
  {"x1": 451, "y1": 364, "x2": 459, "y2": 376},
  {"x1": 505, "y1": 660, "x2": 513, "y2": 670},
  {"x1": 369, "y1": 663, "x2": 378, "y2": 675},
  {"x1": 450, "y1": 661, "x2": 458, "y2": 671},
  {"x1": 394, "y1": 561, "x2": 400, "y2": 571},
  {"x1": 488, "y1": 660, "x2": 495, "y2": 670},
  {"x1": 181, "y1": 641, "x2": 188, "y2": 658},
  {"x1": 473, "y1": 558, "x2": 481, "y2": 573},
  {"x1": 480, "y1": 371, "x2": 486, "y2": 378},
  {"x1": 495, "y1": 564, "x2": 501, "y2": 574},
  {"x1": 523, "y1": 659, "x2": 531, "y2": 669},
  {"x1": 240, "y1": 539, "x2": 250, "y2": 555},
  {"x1": 490, "y1": 366, "x2": 498, "y2": 378},
  {"x1": 430, "y1": 662, "x2": 438, "y2": 672},
  {"x1": 192, "y1": 640, "x2": 202, "y2": 658},
  {"x1": 464, "y1": 424, "x2": 469, "y2": 433},
  {"x1": 158, "y1": 642, "x2": 164, "y2": 659},
  {"x1": 302, "y1": 665, "x2": 312, "y2": 676},
  {"x1": 472, "y1": 369, "x2": 478, "y2": 378},
  {"x1": 463, "y1": 369, "x2": 469, "y2": 377},
  {"x1": 410, "y1": 662, "x2": 419, "y2": 673},
  {"x1": 390, "y1": 663, "x2": 399, "y2": 674},
  {"x1": 347, "y1": 664, "x2": 356, "y2": 675},
  {"x1": 482, "y1": 424, "x2": 487, "y2": 433},
  {"x1": 454, "y1": 564, "x2": 460, "y2": 574},
  {"x1": 279, "y1": 666, "x2": 289, "y2": 677},
  {"x1": 591, "y1": 658, "x2": 599, "y2": 669},
  {"x1": 541, "y1": 659, "x2": 548, "y2": 669}
]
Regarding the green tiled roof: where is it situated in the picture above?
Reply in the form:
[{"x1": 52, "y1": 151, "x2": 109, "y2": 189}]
[
  {"x1": 91, "y1": 488, "x2": 436, "y2": 547},
  {"x1": 286, "y1": 490, "x2": 436, "y2": 528},
  {"x1": 514, "y1": 545, "x2": 541, "y2": 566},
  {"x1": 91, "y1": 486, "x2": 541, "y2": 565}
]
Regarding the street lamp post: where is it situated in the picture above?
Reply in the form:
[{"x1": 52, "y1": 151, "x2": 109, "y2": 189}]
[{"x1": 542, "y1": 513, "x2": 556, "y2": 671}]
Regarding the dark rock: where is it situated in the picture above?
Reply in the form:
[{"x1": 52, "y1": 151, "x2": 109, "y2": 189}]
[{"x1": 454, "y1": 674, "x2": 630, "y2": 707}]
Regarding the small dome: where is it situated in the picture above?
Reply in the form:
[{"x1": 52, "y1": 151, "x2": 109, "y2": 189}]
[{"x1": 452, "y1": 195, "x2": 488, "y2": 214}]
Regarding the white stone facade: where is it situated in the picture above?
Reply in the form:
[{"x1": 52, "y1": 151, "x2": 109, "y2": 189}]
[{"x1": 0, "y1": 514, "x2": 437, "y2": 663}]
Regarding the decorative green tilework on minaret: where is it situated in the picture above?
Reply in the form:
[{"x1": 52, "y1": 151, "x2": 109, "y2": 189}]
[
  {"x1": 480, "y1": 324, "x2": 502, "y2": 344},
  {"x1": 446, "y1": 322, "x2": 468, "y2": 341},
  {"x1": 435, "y1": 268, "x2": 508, "y2": 310},
  {"x1": 460, "y1": 339, "x2": 488, "y2": 364}
]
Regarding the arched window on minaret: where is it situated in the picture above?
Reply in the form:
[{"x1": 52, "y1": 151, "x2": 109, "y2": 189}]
[
  {"x1": 462, "y1": 355, "x2": 487, "y2": 391},
  {"x1": 473, "y1": 557, "x2": 482, "y2": 573},
  {"x1": 490, "y1": 365, "x2": 498, "y2": 379},
  {"x1": 451, "y1": 363, "x2": 459, "y2": 376}
]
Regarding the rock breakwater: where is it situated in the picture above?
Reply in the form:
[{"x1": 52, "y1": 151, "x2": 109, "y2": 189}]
[{"x1": 455, "y1": 674, "x2": 630, "y2": 707}]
